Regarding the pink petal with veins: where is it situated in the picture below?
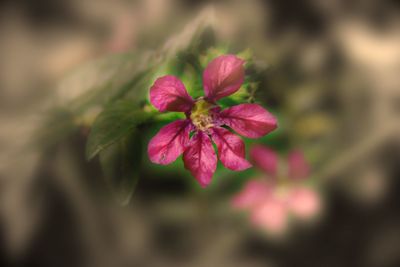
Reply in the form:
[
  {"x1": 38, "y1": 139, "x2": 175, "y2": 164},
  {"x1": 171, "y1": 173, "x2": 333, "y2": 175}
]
[
  {"x1": 183, "y1": 131, "x2": 217, "y2": 187},
  {"x1": 150, "y1": 75, "x2": 194, "y2": 112},
  {"x1": 250, "y1": 145, "x2": 279, "y2": 177},
  {"x1": 221, "y1": 104, "x2": 277, "y2": 138},
  {"x1": 212, "y1": 127, "x2": 252, "y2": 171},
  {"x1": 203, "y1": 55, "x2": 245, "y2": 101},
  {"x1": 148, "y1": 120, "x2": 190, "y2": 165}
]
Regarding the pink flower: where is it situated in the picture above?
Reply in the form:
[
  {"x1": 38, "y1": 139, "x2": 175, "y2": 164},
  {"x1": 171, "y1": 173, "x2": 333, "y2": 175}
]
[
  {"x1": 148, "y1": 55, "x2": 277, "y2": 187},
  {"x1": 232, "y1": 146, "x2": 321, "y2": 234}
]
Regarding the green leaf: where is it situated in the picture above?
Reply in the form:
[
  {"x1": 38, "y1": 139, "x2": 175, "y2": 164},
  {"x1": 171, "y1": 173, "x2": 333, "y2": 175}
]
[
  {"x1": 86, "y1": 100, "x2": 153, "y2": 160},
  {"x1": 99, "y1": 133, "x2": 142, "y2": 205}
]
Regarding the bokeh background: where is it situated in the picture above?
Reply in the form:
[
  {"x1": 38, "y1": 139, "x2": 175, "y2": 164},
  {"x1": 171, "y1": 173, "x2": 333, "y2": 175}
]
[{"x1": 1, "y1": 0, "x2": 400, "y2": 266}]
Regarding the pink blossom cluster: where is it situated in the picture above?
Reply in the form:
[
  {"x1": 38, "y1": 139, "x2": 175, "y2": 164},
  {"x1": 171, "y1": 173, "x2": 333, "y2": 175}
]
[{"x1": 232, "y1": 146, "x2": 321, "y2": 234}]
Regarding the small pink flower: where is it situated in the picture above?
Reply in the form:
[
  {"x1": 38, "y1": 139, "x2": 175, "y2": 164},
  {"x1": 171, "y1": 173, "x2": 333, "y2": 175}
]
[
  {"x1": 232, "y1": 180, "x2": 272, "y2": 209},
  {"x1": 232, "y1": 146, "x2": 321, "y2": 233},
  {"x1": 288, "y1": 186, "x2": 320, "y2": 219},
  {"x1": 148, "y1": 55, "x2": 277, "y2": 187},
  {"x1": 251, "y1": 193, "x2": 288, "y2": 233}
]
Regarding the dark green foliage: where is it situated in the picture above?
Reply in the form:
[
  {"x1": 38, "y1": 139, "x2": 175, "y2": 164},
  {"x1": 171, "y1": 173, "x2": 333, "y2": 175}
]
[
  {"x1": 86, "y1": 100, "x2": 153, "y2": 160},
  {"x1": 99, "y1": 132, "x2": 142, "y2": 205}
]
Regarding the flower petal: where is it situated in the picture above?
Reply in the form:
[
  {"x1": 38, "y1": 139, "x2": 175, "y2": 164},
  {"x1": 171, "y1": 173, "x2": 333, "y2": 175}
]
[
  {"x1": 211, "y1": 127, "x2": 252, "y2": 171},
  {"x1": 183, "y1": 131, "x2": 217, "y2": 187},
  {"x1": 250, "y1": 145, "x2": 279, "y2": 177},
  {"x1": 203, "y1": 55, "x2": 245, "y2": 101},
  {"x1": 220, "y1": 104, "x2": 277, "y2": 138},
  {"x1": 251, "y1": 196, "x2": 288, "y2": 234},
  {"x1": 148, "y1": 120, "x2": 190, "y2": 165},
  {"x1": 288, "y1": 186, "x2": 320, "y2": 219},
  {"x1": 150, "y1": 75, "x2": 194, "y2": 112},
  {"x1": 232, "y1": 180, "x2": 272, "y2": 209},
  {"x1": 288, "y1": 150, "x2": 310, "y2": 180}
]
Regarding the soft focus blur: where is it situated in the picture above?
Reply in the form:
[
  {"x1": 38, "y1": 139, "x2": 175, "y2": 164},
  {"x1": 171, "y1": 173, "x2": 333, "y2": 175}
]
[{"x1": 1, "y1": 0, "x2": 400, "y2": 266}]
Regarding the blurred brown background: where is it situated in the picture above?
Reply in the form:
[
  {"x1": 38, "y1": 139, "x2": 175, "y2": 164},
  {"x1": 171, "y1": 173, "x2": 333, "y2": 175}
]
[{"x1": 0, "y1": 0, "x2": 400, "y2": 266}]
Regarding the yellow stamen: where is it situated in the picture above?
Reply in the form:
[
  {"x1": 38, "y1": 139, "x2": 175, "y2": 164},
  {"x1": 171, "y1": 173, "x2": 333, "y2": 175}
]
[{"x1": 190, "y1": 99, "x2": 214, "y2": 131}]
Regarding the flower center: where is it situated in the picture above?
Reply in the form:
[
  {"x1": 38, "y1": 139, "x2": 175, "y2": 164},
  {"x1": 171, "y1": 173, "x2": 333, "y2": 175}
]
[
  {"x1": 275, "y1": 183, "x2": 290, "y2": 199},
  {"x1": 190, "y1": 99, "x2": 214, "y2": 131}
]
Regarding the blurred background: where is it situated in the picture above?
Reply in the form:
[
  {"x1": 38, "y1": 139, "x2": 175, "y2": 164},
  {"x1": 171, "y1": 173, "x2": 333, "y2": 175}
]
[{"x1": 0, "y1": 0, "x2": 400, "y2": 266}]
